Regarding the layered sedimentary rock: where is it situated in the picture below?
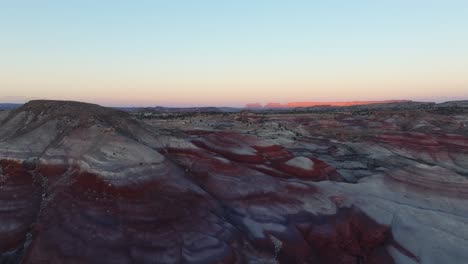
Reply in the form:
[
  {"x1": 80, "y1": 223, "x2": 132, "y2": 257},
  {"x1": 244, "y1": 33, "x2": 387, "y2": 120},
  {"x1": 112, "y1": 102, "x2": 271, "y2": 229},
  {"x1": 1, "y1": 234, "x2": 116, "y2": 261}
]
[{"x1": 1, "y1": 100, "x2": 468, "y2": 263}]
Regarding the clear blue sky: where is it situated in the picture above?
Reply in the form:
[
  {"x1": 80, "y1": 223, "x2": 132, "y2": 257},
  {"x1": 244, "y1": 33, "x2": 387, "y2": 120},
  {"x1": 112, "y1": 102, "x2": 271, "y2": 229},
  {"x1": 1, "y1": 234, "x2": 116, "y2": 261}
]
[{"x1": 1, "y1": 1, "x2": 467, "y2": 106}]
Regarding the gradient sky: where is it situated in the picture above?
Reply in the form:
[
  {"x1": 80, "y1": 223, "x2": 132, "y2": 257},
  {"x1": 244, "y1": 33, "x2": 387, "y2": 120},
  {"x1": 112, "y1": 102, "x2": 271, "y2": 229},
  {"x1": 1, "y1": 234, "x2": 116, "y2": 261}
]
[{"x1": 1, "y1": 1, "x2": 468, "y2": 107}]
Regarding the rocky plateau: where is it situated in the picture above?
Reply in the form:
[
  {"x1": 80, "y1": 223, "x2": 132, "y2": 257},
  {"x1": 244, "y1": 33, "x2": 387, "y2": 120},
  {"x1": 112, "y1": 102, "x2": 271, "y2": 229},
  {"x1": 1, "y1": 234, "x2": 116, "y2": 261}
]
[{"x1": 1, "y1": 100, "x2": 468, "y2": 264}]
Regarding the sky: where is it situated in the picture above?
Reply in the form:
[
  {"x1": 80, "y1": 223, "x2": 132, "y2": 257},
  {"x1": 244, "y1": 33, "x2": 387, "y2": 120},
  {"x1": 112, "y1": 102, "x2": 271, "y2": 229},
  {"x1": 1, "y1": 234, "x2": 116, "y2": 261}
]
[{"x1": 1, "y1": 0, "x2": 468, "y2": 107}]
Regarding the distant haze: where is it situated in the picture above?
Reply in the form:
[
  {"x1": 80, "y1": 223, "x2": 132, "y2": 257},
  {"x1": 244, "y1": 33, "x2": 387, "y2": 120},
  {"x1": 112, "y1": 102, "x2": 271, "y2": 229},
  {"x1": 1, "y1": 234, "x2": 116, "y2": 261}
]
[
  {"x1": 246, "y1": 100, "x2": 411, "y2": 109},
  {"x1": 1, "y1": 1, "x2": 468, "y2": 107}
]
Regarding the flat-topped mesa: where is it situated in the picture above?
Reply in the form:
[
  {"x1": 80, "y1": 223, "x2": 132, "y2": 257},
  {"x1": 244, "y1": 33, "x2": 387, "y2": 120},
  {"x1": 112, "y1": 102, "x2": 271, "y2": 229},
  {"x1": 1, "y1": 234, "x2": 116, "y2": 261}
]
[
  {"x1": 0, "y1": 100, "x2": 165, "y2": 175},
  {"x1": 7, "y1": 100, "x2": 132, "y2": 129},
  {"x1": 0, "y1": 100, "x2": 142, "y2": 148}
]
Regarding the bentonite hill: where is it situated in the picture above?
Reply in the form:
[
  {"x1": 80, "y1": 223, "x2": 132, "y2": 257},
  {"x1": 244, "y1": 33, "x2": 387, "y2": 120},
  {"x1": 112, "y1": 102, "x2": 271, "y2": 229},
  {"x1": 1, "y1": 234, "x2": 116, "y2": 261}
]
[{"x1": 1, "y1": 100, "x2": 468, "y2": 264}]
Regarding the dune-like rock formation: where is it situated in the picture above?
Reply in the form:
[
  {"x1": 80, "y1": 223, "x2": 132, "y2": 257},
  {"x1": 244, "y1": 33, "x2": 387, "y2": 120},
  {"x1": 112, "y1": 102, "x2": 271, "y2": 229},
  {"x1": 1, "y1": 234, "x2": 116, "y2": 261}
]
[{"x1": 1, "y1": 100, "x2": 468, "y2": 263}]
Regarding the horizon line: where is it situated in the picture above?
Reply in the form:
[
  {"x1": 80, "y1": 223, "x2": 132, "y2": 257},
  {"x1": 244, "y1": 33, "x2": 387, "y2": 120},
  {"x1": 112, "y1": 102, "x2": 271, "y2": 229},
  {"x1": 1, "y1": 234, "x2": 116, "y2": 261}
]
[{"x1": 1, "y1": 98, "x2": 467, "y2": 109}]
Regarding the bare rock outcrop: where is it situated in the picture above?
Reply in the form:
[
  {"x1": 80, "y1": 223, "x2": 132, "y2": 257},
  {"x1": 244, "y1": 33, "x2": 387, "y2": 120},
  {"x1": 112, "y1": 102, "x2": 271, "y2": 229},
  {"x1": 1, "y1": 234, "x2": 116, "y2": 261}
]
[{"x1": 1, "y1": 100, "x2": 468, "y2": 263}]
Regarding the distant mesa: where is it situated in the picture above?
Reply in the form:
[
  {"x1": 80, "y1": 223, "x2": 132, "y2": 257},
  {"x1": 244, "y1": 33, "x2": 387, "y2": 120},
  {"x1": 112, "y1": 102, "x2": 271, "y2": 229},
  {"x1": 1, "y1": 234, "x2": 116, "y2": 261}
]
[
  {"x1": 285, "y1": 100, "x2": 410, "y2": 108},
  {"x1": 265, "y1": 102, "x2": 285, "y2": 109},
  {"x1": 246, "y1": 100, "x2": 410, "y2": 109},
  {"x1": 245, "y1": 103, "x2": 263, "y2": 109}
]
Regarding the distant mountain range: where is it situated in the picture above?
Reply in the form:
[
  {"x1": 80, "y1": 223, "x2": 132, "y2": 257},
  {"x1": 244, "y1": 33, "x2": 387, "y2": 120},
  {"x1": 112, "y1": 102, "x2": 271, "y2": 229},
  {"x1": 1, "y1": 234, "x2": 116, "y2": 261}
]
[
  {"x1": 246, "y1": 100, "x2": 410, "y2": 109},
  {"x1": 116, "y1": 106, "x2": 241, "y2": 113},
  {"x1": 0, "y1": 103, "x2": 23, "y2": 110},
  {"x1": 2, "y1": 100, "x2": 468, "y2": 113}
]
